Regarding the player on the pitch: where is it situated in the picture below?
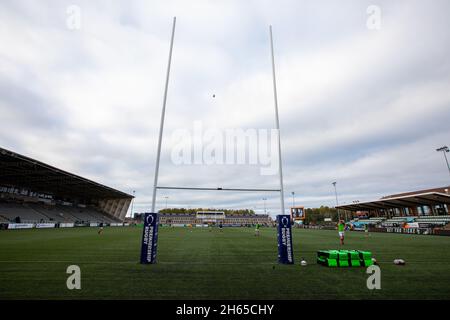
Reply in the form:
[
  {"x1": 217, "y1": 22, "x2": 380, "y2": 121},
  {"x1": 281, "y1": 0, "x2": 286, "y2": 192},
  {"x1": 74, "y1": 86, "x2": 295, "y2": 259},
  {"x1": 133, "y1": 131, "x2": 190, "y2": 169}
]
[
  {"x1": 337, "y1": 220, "x2": 345, "y2": 245},
  {"x1": 98, "y1": 222, "x2": 104, "y2": 235},
  {"x1": 254, "y1": 223, "x2": 260, "y2": 236}
]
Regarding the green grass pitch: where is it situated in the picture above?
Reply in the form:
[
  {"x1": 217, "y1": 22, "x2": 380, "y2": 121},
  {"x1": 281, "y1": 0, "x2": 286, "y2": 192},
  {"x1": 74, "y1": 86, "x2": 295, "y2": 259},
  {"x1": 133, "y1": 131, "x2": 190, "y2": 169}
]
[{"x1": 1, "y1": 226, "x2": 449, "y2": 299}]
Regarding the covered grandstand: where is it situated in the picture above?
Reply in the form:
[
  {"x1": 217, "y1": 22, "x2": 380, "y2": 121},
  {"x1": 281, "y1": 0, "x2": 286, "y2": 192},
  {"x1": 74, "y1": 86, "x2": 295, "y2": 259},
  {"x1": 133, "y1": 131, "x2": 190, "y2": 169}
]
[
  {"x1": 337, "y1": 186, "x2": 450, "y2": 235},
  {"x1": 0, "y1": 147, "x2": 133, "y2": 228}
]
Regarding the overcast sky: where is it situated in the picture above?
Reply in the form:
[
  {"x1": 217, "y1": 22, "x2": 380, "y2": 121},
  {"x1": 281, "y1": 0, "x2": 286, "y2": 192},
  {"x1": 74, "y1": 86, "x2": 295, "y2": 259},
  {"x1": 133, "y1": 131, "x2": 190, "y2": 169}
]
[{"x1": 1, "y1": 0, "x2": 449, "y2": 217}]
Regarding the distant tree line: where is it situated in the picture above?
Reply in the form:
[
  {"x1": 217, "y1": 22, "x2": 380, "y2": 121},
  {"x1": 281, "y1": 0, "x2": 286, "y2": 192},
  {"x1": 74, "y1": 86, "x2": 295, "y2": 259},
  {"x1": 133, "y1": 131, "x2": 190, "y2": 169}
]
[{"x1": 304, "y1": 206, "x2": 338, "y2": 224}]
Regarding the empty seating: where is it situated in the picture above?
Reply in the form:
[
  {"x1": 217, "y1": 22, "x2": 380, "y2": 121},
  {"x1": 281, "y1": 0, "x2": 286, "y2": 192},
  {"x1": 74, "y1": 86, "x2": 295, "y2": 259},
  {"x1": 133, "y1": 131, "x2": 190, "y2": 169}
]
[
  {"x1": 0, "y1": 202, "x2": 48, "y2": 223},
  {"x1": 350, "y1": 217, "x2": 385, "y2": 225},
  {"x1": 416, "y1": 215, "x2": 450, "y2": 226},
  {"x1": 378, "y1": 215, "x2": 450, "y2": 227},
  {"x1": 28, "y1": 203, "x2": 76, "y2": 222},
  {"x1": 0, "y1": 201, "x2": 119, "y2": 224}
]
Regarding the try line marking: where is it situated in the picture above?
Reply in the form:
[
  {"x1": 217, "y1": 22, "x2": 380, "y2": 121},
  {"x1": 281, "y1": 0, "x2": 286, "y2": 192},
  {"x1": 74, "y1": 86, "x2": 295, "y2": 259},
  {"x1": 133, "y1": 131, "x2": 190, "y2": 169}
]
[
  {"x1": 0, "y1": 260, "x2": 447, "y2": 265},
  {"x1": 0, "y1": 260, "x2": 278, "y2": 265}
]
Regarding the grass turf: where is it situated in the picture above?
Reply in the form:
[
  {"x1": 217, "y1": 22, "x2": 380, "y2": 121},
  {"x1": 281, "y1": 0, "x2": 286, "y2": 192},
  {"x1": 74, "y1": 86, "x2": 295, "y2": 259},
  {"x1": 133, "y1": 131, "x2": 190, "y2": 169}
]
[{"x1": 0, "y1": 226, "x2": 449, "y2": 299}]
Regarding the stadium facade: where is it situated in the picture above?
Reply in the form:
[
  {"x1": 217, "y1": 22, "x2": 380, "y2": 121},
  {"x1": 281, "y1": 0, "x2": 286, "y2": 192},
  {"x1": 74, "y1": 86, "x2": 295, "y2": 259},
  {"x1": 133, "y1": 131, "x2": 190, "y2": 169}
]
[{"x1": 0, "y1": 147, "x2": 133, "y2": 228}]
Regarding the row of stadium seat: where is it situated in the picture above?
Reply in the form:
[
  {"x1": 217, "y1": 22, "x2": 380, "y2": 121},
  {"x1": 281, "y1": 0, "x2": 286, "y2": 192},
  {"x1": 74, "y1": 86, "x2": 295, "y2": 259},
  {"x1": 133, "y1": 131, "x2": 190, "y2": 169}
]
[
  {"x1": 353, "y1": 218, "x2": 385, "y2": 224},
  {"x1": 415, "y1": 215, "x2": 450, "y2": 226},
  {"x1": 351, "y1": 216, "x2": 450, "y2": 229},
  {"x1": 0, "y1": 203, "x2": 49, "y2": 223},
  {"x1": 29, "y1": 203, "x2": 77, "y2": 222},
  {"x1": 416, "y1": 215, "x2": 450, "y2": 221},
  {"x1": 0, "y1": 201, "x2": 119, "y2": 224},
  {"x1": 380, "y1": 216, "x2": 450, "y2": 226}
]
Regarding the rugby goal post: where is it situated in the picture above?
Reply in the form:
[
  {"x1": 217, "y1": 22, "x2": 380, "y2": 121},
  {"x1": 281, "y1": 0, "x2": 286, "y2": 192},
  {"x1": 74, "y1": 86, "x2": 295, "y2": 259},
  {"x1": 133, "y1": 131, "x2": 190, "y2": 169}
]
[{"x1": 140, "y1": 17, "x2": 293, "y2": 265}]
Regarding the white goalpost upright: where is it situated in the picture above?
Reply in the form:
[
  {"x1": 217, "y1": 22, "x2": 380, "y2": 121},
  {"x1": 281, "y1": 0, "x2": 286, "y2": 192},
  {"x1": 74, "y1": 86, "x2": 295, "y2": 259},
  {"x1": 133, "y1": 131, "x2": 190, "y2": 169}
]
[
  {"x1": 269, "y1": 25, "x2": 286, "y2": 216},
  {"x1": 149, "y1": 18, "x2": 286, "y2": 214},
  {"x1": 151, "y1": 16, "x2": 177, "y2": 213}
]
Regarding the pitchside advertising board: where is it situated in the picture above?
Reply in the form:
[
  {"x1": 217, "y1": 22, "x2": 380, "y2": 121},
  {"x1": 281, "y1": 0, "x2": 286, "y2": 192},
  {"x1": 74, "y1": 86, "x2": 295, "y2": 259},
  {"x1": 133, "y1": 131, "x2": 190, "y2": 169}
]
[
  {"x1": 59, "y1": 223, "x2": 75, "y2": 228},
  {"x1": 7, "y1": 223, "x2": 34, "y2": 229},
  {"x1": 276, "y1": 215, "x2": 294, "y2": 264},
  {"x1": 36, "y1": 223, "x2": 56, "y2": 229},
  {"x1": 140, "y1": 213, "x2": 159, "y2": 264}
]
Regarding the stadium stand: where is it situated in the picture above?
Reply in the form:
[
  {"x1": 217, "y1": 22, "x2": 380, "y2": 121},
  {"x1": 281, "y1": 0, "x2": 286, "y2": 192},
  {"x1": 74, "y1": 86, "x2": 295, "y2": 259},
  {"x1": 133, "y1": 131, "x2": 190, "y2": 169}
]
[
  {"x1": 338, "y1": 187, "x2": 450, "y2": 217},
  {"x1": 351, "y1": 215, "x2": 450, "y2": 228},
  {"x1": 0, "y1": 199, "x2": 123, "y2": 224},
  {"x1": 158, "y1": 211, "x2": 271, "y2": 226},
  {"x1": 0, "y1": 147, "x2": 133, "y2": 228},
  {"x1": 342, "y1": 187, "x2": 450, "y2": 235}
]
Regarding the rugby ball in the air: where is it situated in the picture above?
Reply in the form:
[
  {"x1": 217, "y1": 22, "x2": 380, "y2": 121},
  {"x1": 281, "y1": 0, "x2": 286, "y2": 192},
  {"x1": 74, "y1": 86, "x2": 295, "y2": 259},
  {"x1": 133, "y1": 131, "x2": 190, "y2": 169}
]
[
  {"x1": 393, "y1": 259, "x2": 405, "y2": 265},
  {"x1": 300, "y1": 259, "x2": 307, "y2": 266}
]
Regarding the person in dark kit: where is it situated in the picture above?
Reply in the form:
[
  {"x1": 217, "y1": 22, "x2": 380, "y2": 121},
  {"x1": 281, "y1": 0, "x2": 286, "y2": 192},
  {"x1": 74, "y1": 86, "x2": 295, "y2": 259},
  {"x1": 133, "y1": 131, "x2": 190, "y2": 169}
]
[{"x1": 98, "y1": 222, "x2": 104, "y2": 235}]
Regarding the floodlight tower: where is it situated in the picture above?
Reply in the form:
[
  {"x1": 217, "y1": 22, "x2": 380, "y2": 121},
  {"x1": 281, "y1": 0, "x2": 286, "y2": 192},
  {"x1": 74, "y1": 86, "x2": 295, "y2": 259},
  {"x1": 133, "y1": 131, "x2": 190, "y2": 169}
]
[
  {"x1": 291, "y1": 191, "x2": 295, "y2": 208},
  {"x1": 332, "y1": 181, "x2": 341, "y2": 220},
  {"x1": 262, "y1": 198, "x2": 267, "y2": 214},
  {"x1": 164, "y1": 196, "x2": 169, "y2": 209},
  {"x1": 436, "y1": 146, "x2": 450, "y2": 178},
  {"x1": 130, "y1": 190, "x2": 135, "y2": 218}
]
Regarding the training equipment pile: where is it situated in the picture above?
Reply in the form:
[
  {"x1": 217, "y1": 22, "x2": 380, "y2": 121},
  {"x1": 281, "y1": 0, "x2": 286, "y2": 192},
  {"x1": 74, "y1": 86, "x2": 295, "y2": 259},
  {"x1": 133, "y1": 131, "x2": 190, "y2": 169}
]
[{"x1": 317, "y1": 250, "x2": 373, "y2": 267}]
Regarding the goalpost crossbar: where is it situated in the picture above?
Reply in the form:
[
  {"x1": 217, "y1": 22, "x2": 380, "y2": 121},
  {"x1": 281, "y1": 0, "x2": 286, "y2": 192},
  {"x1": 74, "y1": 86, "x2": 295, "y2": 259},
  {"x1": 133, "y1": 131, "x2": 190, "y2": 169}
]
[{"x1": 156, "y1": 186, "x2": 281, "y2": 192}]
